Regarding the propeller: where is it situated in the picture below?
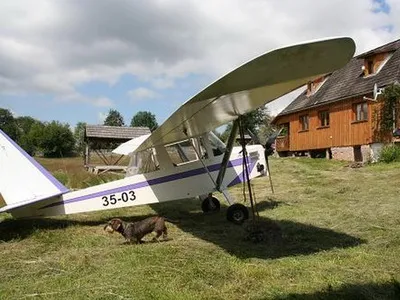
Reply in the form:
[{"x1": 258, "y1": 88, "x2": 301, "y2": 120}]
[{"x1": 246, "y1": 128, "x2": 282, "y2": 194}]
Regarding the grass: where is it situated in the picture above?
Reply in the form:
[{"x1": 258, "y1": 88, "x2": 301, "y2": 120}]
[
  {"x1": 37, "y1": 156, "x2": 124, "y2": 188},
  {"x1": 1, "y1": 157, "x2": 399, "y2": 299}
]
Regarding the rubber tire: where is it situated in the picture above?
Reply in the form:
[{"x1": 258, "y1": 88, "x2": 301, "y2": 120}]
[
  {"x1": 227, "y1": 204, "x2": 249, "y2": 224},
  {"x1": 201, "y1": 197, "x2": 221, "y2": 213}
]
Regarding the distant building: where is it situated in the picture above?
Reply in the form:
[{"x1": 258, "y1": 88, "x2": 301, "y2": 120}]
[
  {"x1": 84, "y1": 125, "x2": 150, "y2": 173},
  {"x1": 272, "y1": 39, "x2": 400, "y2": 162}
]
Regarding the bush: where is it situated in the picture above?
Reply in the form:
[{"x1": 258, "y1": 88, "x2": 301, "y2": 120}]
[
  {"x1": 379, "y1": 144, "x2": 400, "y2": 163},
  {"x1": 31, "y1": 121, "x2": 75, "y2": 157}
]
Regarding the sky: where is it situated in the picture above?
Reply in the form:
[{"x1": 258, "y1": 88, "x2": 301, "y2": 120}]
[{"x1": 0, "y1": 0, "x2": 399, "y2": 129}]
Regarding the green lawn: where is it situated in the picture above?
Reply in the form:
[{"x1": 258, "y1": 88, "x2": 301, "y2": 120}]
[{"x1": 0, "y1": 157, "x2": 399, "y2": 299}]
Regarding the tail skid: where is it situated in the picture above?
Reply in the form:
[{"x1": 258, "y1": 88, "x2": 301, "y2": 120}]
[{"x1": 0, "y1": 129, "x2": 69, "y2": 213}]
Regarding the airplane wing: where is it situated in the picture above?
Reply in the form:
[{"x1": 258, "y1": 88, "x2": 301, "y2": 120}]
[{"x1": 135, "y1": 37, "x2": 355, "y2": 152}]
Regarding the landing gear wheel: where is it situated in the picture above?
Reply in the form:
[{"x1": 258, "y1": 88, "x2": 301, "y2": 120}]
[
  {"x1": 201, "y1": 196, "x2": 221, "y2": 213},
  {"x1": 227, "y1": 204, "x2": 249, "y2": 224}
]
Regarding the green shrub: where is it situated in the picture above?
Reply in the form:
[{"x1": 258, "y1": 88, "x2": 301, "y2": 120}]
[
  {"x1": 379, "y1": 144, "x2": 400, "y2": 163},
  {"x1": 53, "y1": 171, "x2": 69, "y2": 186}
]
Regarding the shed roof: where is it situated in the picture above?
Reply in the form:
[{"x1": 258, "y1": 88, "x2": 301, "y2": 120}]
[
  {"x1": 85, "y1": 125, "x2": 151, "y2": 140},
  {"x1": 274, "y1": 39, "x2": 400, "y2": 120}
]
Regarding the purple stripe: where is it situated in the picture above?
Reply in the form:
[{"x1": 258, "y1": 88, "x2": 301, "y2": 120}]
[
  {"x1": 40, "y1": 157, "x2": 244, "y2": 209},
  {"x1": 0, "y1": 129, "x2": 69, "y2": 193},
  {"x1": 227, "y1": 156, "x2": 258, "y2": 187}
]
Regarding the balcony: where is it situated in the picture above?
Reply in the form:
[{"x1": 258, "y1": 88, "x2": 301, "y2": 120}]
[{"x1": 275, "y1": 136, "x2": 290, "y2": 152}]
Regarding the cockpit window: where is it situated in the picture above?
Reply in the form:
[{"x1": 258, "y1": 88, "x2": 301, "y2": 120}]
[
  {"x1": 204, "y1": 132, "x2": 226, "y2": 157},
  {"x1": 200, "y1": 132, "x2": 226, "y2": 158},
  {"x1": 165, "y1": 140, "x2": 198, "y2": 165},
  {"x1": 126, "y1": 149, "x2": 158, "y2": 176}
]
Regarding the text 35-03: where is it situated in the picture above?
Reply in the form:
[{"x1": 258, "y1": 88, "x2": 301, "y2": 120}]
[{"x1": 102, "y1": 191, "x2": 136, "y2": 206}]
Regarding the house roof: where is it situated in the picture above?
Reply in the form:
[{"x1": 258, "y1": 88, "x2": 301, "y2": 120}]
[
  {"x1": 85, "y1": 125, "x2": 151, "y2": 140},
  {"x1": 274, "y1": 39, "x2": 400, "y2": 120}
]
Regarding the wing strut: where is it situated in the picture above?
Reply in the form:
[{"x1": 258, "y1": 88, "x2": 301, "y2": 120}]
[
  {"x1": 238, "y1": 116, "x2": 258, "y2": 221},
  {"x1": 183, "y1": 132, "x2": 219, "y2": 192},
  {"x1": 215, "y1": 120, "x2": 239, "y2": 191}
]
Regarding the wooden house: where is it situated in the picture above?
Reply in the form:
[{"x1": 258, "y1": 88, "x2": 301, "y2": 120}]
[
  {"x1": 84, "y1": 125, "x2": 150, "y2": 173},
  {"x1": 272, "y1": 39, "x2": 400, "y2": 162}
]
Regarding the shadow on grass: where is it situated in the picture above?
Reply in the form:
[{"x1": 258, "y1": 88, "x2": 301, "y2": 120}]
[
  {"x1": 0, "y1": 213, "x2": 156, "y2": 242},
  {"x1": 253, "y1": 198, "x2": 283, "y2": 211},
  {"x1": 148, "y1": 201, "x2": 366, "y2": 259},
  {"x1": 1, "y1": 201, "x2": 365, "y2": 260},
  {"x1": 274, "y1": 280, "x2": 400, "y2": 300}
]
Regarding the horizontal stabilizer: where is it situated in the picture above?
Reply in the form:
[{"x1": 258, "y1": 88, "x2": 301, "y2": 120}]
[
  {"x1": 112, "y1": 134, "x2": 151, "y2": 155},
  {"x1": 0, "y1": 129, "x2": 69, "y2": 212}
]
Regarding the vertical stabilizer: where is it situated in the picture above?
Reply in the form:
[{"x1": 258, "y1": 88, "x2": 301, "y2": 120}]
[{"x1": 0, "y1": 129, "x2": 68, "y2": 212}]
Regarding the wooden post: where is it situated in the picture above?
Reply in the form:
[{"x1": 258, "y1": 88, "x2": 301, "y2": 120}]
[{"x1": 85, "y1": 143, "x2": 90, "y2": 166}]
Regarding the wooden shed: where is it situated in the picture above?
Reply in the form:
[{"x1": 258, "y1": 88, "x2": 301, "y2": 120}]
[{"x1": 84, "y1": 125, "x2": 151, "y2": 174}]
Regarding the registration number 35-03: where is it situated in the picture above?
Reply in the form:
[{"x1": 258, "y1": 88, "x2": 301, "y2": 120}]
[{"x1": 102, "y1": 191, "x2": 136, "y2": 206}]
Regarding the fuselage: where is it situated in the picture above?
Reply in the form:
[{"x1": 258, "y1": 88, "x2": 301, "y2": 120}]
[{"x1": 10, "y1": 145, "x2": 266, "y2": 218}]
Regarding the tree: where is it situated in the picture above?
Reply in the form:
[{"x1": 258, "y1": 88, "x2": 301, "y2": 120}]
[
  {"x1": 240, "y1": 108, "x2": 267, "y2": 134},
  {"x1": 74, "y1": 122, "x2": 87, "y2": 156},
  {"x1": 257, "y1": 110, "x2": 277, "y2": 145},
  {"x1": 34, "y1": 121, "x2": 75, "y2": 157},
  {"x1": 16, "y1": 116, "x2": 42, "y2": 155},
  {"x1": 220, "y1": 106, "x2": 271, "y2": 142},
  {"x1": 379, "y1": 83, "x2": 400, "y2": 133},
  {"x1": 130, "y1": 111, "x2": 158, "y2": 131},
  {"x1": 16, "y1": 116, "x2": 37, "y2": 135},
  {"x1": 0, "y1": 108, "x2": 19, "y2": 141},
  {"x1": 104, "y1": 109, "x2": 125, "y2": 126}
]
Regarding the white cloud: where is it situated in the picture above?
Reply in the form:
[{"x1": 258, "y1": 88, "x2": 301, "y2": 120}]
[
  {"x1": 98, "y1": 112, "x2": 108, "y2": 124},
  {"x1": 128, "y1": 87, "x2": 160, "y2": 101},
  {"x1": 56, "y1": 93, "x2": 113, "y2": 107},
  {"x1": 0, "y1": 0, "x2": 398, "y2": 115},
  {"x1": 266, "y1": 87, "x2": 304, "y2": 117}
]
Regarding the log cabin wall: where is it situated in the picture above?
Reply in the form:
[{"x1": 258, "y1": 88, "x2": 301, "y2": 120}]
[{"x1": 276, "y1": 96, "x2": 378, "y2": 152}]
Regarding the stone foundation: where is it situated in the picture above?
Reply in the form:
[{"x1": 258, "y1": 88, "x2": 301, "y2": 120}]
[
  {"x1": 284, "y1": 143, "x2": 385, "y2": 162},
  {"x1": 361, "y1": 145, "x2": 371, "y2": 162},
  {"x1": 331, "y1": 146, "x2": 354, "y2": 161},
  {"x1": 331, "y1": 145, "x2": 371, "y2": 162}
]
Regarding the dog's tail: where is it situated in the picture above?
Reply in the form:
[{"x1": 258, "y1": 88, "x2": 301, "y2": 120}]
[{"x1": 163, "y1": 217, "x2": 180, "y2": 224}]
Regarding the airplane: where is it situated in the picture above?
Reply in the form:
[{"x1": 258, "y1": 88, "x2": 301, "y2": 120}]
[{"x1": 0, "y1": 37, "x2": 356, "y2": 224}]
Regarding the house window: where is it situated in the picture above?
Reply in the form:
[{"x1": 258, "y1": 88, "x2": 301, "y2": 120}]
[
  {"x1": 279, "y1": 123, "x2": 289, "y2": 136},
  {"x1": 354, "y1": 102, "x2": 368, "y2": 121},
  {"x1": 299, "y1": 115, "x2": 309, "y2": 131},
  {"x1": 367, "y1": 59, "x2": 374, "y2": 75},
  {"x1": 319, "y1": 111, "x2": 330, "y2": 127}
]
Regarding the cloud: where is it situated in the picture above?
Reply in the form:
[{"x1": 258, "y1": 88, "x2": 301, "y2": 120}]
[
  {"x1": 0, "y1": 0, "x2": 398, "y2": 115},
  {"x1": 266, "y1": 87, "x2": 304, "y2": 117},
  {"x1": 98, "y1": 112, "x2": 107, "y2": 124},
  {"x1": 57, "y1": 93, "x2": 113, "y2": 107},
  {"x1": 128, "y1": 87, "x2": 160, "y2": 101}
]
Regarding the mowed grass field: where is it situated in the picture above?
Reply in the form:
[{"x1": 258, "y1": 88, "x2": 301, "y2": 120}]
[{"x1": 0, "y1": 157, "x2": 399, "y2": 299}]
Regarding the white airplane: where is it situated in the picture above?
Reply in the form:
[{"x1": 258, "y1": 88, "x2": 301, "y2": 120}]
[{"x1": 0, "y1": 37, "x2": 355, "y2": 223}]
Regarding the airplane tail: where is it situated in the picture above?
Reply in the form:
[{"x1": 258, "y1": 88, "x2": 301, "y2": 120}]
[{"x1": 0, "y1": 129, "x2": 69, "y2": 213}]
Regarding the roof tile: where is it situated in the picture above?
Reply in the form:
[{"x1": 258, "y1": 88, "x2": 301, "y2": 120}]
[{"x1": 85, "y1": 125, "x2": 151, "y2": 140}]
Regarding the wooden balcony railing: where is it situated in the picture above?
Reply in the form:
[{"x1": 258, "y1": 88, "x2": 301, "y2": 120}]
[{"x1": 275, "y1": 136, "x2": 290, "y2": 151}]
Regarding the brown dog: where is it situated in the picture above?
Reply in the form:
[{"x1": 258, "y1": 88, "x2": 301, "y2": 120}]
[{"x1": 104, "y1": 216, "x2": 173, "y2": 244}]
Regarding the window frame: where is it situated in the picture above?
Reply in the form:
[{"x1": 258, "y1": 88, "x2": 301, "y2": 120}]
[
  {"x1": 353, "y1": 102, "x2": 368, "y2": 122},
  {"x1": 318, "y1": 110, "x2": 330, "y2": 128},
  {"x1": 367, "y1": 59, "x2": 374, "y2": 75},
  {"x1": 299, "y1": 114, "x2": 309, "y2": 131}
]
